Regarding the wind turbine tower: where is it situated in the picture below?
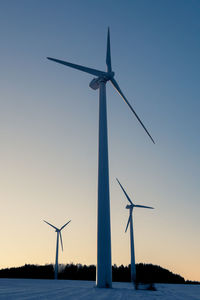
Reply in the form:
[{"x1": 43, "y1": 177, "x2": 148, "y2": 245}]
[
  {"x1": 43, "y1": 220, "x2": 71, "y2": 280},
  {"x1": 116, "y1": 178, "x2": 154, "y2": 285},
  {"x1": 47, "y1": 28, "x2": 154, "y2": 288}
]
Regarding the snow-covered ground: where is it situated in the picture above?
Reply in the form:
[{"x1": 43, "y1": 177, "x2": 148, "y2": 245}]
[{"x1": 0, "y1": 279, "x2": 199, "y2": 299}]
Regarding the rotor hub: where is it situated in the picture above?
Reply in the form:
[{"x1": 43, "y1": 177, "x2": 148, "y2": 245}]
[
  {"x1": 103, "y1": 71, "x2": 115, "y2": 81},
  {"x1": 126, "y1": 204, "x2": 133, "y2": 209}
]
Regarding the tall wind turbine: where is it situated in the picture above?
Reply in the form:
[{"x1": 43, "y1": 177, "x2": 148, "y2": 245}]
[
  {"x1": 47, "y1": 28, "x2": 154, "y2": 288},
  {"x1": 43, "y1": 220, "x2": 71, "y2": 280},
  {"x1": 116, "y1": 178, "x2": 154, "y2": 285}
]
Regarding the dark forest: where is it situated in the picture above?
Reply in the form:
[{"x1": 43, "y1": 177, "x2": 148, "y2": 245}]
[{"x1": 0, "y1": 263, "x2": 199, "y2": 284}]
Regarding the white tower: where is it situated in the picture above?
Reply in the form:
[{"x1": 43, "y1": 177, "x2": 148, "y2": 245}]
[
  {"x1": 47, "y1": 28, "x2": 154, "y2": 288},
  {"x1": 43, "y1": 220, "x2": 71, "y2": 280},
  {"x1": 116, "y1": 178, "x2": 154, "y2": 285}
]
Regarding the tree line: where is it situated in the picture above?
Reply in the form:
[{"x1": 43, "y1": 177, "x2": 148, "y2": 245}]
[{"x1": 0, "y1": 263, "x2": 199, "y2": 284}]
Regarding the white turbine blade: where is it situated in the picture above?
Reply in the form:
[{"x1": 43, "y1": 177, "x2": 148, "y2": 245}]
[
  {"x1": 59, "y1": 232, "x2": 63, "y2": 251},
  {"x1": 47, "y1": 57, "x2": 106, "y2": 77},
  {"x1": 60, "y1": 220, "x2": 71, "y2": 231},
  {"x1": 43, "y1": 220, "x2": 58, "y2": 231},
  {"x1": 135, "y1": 204, "x2": 154, "y2": 209},
  {"x1": 125, "y1": 215, "x2": 131, "y2": 233},
  {"x1": 116, "y1": 178, "x2": 133, "y2": 205},
  {"x1": 110, "y1": 78, "x2": 155, "y2": 144},
  {"x1": 106, "y1": 27, "x2": 112, "y2": 72}
]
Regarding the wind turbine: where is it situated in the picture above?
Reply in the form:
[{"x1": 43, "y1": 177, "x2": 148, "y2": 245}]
[
  {"x1": 47, "y1": 28, "x2": 154, "y2": 288},
  {"x1": 116, "y1": 178, "x2": 154, "y2": 285},
  {"x1": 43, "y1": 219, "x2": 71, "y2": 280}
]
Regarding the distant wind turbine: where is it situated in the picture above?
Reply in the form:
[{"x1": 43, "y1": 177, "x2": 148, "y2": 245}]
[
  {"x1": 116, "y1": 178, "x2": 154, "y2": 285},
  {"x1": 47, "y1": 28, "x2": 154, "y2": 288},
  {"x1": 43, "y1": 220, "x2": 71, "y2": 280}
]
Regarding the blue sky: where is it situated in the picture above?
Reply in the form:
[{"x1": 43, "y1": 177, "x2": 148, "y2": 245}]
[{"x1": 0, "y1": 0, "x2": 200, "y2": 281}]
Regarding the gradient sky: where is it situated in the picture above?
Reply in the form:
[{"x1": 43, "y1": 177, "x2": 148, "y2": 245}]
[{"x1": 0, "y1": 0, "x2": 200, "y2": 281}]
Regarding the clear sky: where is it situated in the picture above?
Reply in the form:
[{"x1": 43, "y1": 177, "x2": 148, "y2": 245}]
[{"x1": 0, "y1": 0, "x2": 199, "y2": 281}]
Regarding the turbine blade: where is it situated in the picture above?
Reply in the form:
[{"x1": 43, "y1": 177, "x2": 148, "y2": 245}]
[
  {"x1": 125, "y1": 215, "x2": 131, "y2": 233},
  {"x1": 59, "y1": 232, "x2": 63, "y2": 251},
  {"x1": 135, "y1": 204, "x2": 154, "y2": 209},
  {"x1": 47, "y1": 57, "x2": 106, "y2": 77},
  {"x1": 110, "y1": 78, "x2": 155, "y2": 144},
  {"x1": 60, "y1": 220, "x2": 71, "y2": 231},
  {"x1": 116, "y1": 178, "x2": 133, "y2": 205},
  {"x1": 43, "y1": 220, "x2": 58, "y2": 231},
  {"x1": 106, "y1": 27, "x2": 112, "y2": 72}
]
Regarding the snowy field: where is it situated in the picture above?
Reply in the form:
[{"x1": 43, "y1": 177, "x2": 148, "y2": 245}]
[{"x1": 0, "y1": 279, "x2": 199, "y2": 300}]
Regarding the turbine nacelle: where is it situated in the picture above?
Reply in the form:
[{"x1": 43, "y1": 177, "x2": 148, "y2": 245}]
[
  {"x1": 89, "y1": 78, "x2": 100, "y2": 90},
  {"x1": 89, "y1": 72, "x2": 115, "y2": 90}
]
